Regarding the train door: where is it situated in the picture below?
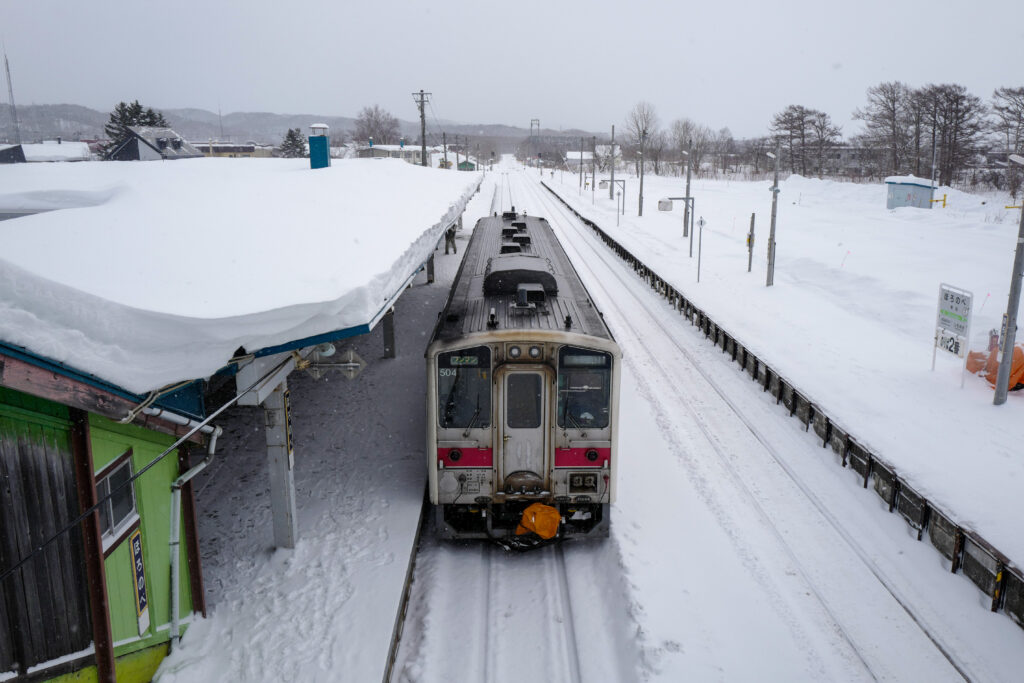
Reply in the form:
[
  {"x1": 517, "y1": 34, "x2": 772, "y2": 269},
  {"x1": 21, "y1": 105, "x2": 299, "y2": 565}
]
[{"x1": 497, "y1": 366, "x2": 552, "y2": 493}]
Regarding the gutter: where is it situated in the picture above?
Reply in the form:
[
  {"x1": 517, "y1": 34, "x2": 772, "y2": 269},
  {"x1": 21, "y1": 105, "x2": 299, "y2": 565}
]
[{"x1": 153, "y1": 406, "x2": 222, "y2": 653}]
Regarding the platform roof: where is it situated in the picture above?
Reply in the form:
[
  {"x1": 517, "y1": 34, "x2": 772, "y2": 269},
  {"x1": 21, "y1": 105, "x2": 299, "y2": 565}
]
[{"x1": 0, "y1": 157, "x2": 480, "y2": 394}]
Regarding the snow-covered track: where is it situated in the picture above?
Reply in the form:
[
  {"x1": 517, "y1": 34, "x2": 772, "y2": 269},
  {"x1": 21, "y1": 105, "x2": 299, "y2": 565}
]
[
  {"x1": 521, "y1": 175, "x2": 982, "y2": 681},
  {"x1": 390, "y1": 525, "x2": 638, "y2": 682},
  {"x1": 535, "y1": 177, "x2": 1024, "y2": 636}
]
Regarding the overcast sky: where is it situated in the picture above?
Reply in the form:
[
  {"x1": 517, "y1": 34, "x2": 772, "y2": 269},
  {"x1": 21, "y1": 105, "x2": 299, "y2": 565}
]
[{"x1": 2, "y1": 0, "x2": 1021, "y2": 139}]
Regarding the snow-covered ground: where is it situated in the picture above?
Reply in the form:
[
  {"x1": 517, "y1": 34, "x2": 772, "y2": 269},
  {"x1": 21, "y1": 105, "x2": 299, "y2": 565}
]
[
  {"x1": 0, "y1": 157, "x2": 480, "y2": 393},
  {"x1": 544, "y1": 167, "x2": 1024, "y2": 565},
  {"x1": 154, "y1": 159, "x2": 1022, "y2": 682}
]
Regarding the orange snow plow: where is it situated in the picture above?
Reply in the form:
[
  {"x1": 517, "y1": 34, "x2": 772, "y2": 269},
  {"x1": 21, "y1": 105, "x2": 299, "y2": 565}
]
[
  {"x1": 967, "y1": 340, "x2": 1024, "y2": 391},
  {"x1": 515, "y1": 503, "x2": 561, "y2": 540}
]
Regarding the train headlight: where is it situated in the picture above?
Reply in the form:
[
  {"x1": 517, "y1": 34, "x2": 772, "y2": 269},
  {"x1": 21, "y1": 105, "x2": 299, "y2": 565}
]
[
  {"x1": 585, "y1": 449, "x2": 599, "y2": 462},
  {"x1": 528, "y1": 345, "x2": 542, "y2": 359},
  {"x1": 508, "y1": 345, "x2": 522, "y2": 359},
  {"x1": 449, "y1": 449, "x2": 462, "y2": 462}
]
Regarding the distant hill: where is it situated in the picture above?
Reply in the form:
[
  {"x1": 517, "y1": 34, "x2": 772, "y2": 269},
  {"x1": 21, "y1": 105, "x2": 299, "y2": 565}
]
[{"x1": 0, "y1": 103, "x2": 596, "y2": 153}]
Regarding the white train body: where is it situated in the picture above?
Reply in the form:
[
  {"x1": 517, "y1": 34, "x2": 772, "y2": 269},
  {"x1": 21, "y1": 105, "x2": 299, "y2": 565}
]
[{"x1": 426, "y1": 211, "x2": 621, "y2": 539}]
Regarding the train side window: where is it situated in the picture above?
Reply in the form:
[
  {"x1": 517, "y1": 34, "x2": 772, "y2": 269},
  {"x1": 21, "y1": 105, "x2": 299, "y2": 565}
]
[
  {"x1": 557, "y1": 347, "x2": 611, "y2": 429},
  {"x1": 438, "y1": 346, "x2": 492, "y2": 429}
]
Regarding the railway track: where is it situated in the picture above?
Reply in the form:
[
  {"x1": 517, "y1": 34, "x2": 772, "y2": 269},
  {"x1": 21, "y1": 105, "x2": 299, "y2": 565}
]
[
  {"x1": 385, "y1": 181, "x2": 635, "y2": 682},
  {"x1": 388, "y1": 519, "x2": 634, "y2": 682},
  {"x1": 520, "y1": 172, "x2": 977, "y2": 680}
]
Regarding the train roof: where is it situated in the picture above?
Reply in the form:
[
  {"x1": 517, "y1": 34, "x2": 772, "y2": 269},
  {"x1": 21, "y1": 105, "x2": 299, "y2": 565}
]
[{"x1": 432, "y1": 211, "x2": 614, "y2": 343}]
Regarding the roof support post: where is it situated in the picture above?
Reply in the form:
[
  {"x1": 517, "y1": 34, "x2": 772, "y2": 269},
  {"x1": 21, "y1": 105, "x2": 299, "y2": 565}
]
[
  {"x1": 263, "y1": 381, "x2": 297, "y2": 549},
  {"x1": 426, "y1": 253, "x2": 435, "y2": 284},
  {"x1": 69, "y1": 409, "x2": 116, "y2": 683},
  {"x1": 383, "y1": 307, "x2": 396, "y2": 359}
]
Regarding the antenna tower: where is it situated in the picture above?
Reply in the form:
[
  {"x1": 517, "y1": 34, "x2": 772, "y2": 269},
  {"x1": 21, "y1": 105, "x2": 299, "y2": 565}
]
[{"x1": 3, "y1": 51, "x2": 20, "y2": 144}]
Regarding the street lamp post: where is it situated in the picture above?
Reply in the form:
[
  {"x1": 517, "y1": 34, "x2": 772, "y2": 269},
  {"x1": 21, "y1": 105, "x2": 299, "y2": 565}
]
[
  {"x1": 994, "y1": 154, "x2": 1024, "y2": 405},
  {"x1": 638, "y1": 130, "x2": 647, "y2": 216},
  {"x1": 609, "y1": 125, "x2": 616, "y2": 201},
  {"x1": 683, "y1": 138, "x2": 692, "y2": 238},
  {"x1": 766, "y1": 147, "x2": 781, "y2": 287},
  {"x1": 697, "y1": 216, "x2": 706, "y2": 283}
]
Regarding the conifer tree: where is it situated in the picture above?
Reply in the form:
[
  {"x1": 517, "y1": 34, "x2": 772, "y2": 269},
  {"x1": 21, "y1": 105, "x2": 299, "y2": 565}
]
[
  {"x1": 104, "y1": 100, "x2": 169, "y2": 151},
  {"x1": 279, "y1": 128, "x2": 307, "y2": 158}
]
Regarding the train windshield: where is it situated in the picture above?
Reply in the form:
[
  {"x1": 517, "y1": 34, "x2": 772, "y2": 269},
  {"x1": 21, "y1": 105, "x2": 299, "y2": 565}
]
[
  {"x1": 557, "y1": 346, "x2": 611, "y2": 429},
  {"x1": 438, "y1": 346, "x2": 492, "y2": 429}
]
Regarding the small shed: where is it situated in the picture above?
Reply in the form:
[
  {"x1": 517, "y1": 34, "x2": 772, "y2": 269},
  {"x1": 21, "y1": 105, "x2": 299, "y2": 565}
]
[
  {"x1": 457, "y1": 159, "x2": 476, "y2": 171},
  {"x1": 885, "y1": 175, "x2": 934, "y2": 209}
]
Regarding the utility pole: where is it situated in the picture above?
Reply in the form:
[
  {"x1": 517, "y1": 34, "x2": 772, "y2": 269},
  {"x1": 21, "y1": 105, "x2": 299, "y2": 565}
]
[
  {"x1": 580, "y1": 137, "x2": 584, "y2": 191},
  {"x1": 443, "y1": 131, "x2": 448, "y2": 168},
  {"x1": 4, "y1": 51, "x2": 21, "y2": 145},
  {"x1": 412, "y1": 89, "x2": 431, "y2": 167},
  {"x1": 591, "y1": 136, "x2": 596, "y2": 204},
  {"x1": 683, "y1": 138, "x2": 692, "y2": 237},
  {"x1": 639, "y1": 129, "x2": 647, "y2": 216},
  {"x1": 609, "y1": 125, "x2": 616, "y2": 201},
  {"x1": 766, "y1": 147, "x2": 781, "y2": 287},
  {"x1": 994, "y1": 154, "x2": 1024, "y2": 405},
  {"x1": 530, "y1": 118, "x2": 540, "y2": 164}
]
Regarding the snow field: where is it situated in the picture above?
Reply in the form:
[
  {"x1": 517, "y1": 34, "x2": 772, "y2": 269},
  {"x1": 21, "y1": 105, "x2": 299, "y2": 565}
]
[{"x1": 544, "y1": 169, "x2": 1024, "y2": 567}]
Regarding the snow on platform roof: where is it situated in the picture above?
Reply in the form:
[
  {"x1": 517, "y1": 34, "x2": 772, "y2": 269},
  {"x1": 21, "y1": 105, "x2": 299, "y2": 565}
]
[
  {"x1": 21, "y1": 141, "x2": 92, "y2": 162},
  {"x1": 884, "y1": 174, "x2": 934, "y2": 188},
  {"x1": 0, "y1": 157, "x2": 480, "y2": 393}
]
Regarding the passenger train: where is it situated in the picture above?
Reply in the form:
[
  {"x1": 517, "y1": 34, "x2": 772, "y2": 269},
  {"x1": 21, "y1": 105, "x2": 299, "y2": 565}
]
[{"x1": 426, "y1": 209, "x2": 621, "y2": 540}]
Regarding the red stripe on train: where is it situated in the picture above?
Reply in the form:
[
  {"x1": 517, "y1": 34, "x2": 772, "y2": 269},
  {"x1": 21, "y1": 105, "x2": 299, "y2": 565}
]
[
  {"x1": 554, "y1": 447, "x2": 611, "y2": 468},
  {"x1": 438, "y1": 447, "x2": 493, "y2": 468}
]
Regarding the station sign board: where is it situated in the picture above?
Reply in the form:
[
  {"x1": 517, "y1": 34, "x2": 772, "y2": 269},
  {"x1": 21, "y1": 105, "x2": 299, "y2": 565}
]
[
  {"x1": 932, "y1": 284, "x2": 973, "y2": 386},
  {"x1": 129, "y1": 528, "x2": 150, "y2": 635}
]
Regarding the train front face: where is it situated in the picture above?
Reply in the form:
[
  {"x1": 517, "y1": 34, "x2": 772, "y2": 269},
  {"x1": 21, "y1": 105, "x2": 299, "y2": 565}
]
[{"x1": 427, "y1": 332, "x2": 620, "y2": 540}]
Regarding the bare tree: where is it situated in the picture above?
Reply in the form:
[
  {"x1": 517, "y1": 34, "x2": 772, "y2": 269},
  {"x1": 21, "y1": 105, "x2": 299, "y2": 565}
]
[
  {"x1": 354, "y1": 105, "x2": 400, "y2": 145},
  {"x1": 992, "y1": 86, "x2": 1024, "y2": 153},
  {"x1": 625, "y1": 101, "x2": 658, "y2": 173},
  {"x1": 711, "y1": 127, "x2": 735, "y2": 174},
  {"x1": 810, "y1": 112, "x2": 841, "y2": 176},
  {"x1": 852, "y1": 81, "x2": 910, "y2": 175},
  {"x1": 669, "y1": 118, "x2": 712, "y2": 176},
  {"x1": 992, "y1": 87, "x2": 1024, "y2": 198},
  {"x1": 770, "y1": 105, "x2": 814, "y2": 175},
  {"x1": 921, "y1": 84, "x2": 988, "y2": 186},
  {"x1": 745, "y1": 136, "x2": 772, "y2": 174},
  {"x1": 647, "y1": 129, "x2": 667, "y2": 175},
  {"x1": 626, "y1": 102, "x2": 658, "y2": 215},
  {"x1": 905, "y1": 88, "x2": 933, "y2": 176}
]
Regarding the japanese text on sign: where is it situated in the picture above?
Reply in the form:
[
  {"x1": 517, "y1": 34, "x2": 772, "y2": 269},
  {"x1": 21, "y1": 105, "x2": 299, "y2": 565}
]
[
  {"x1": 129, "y1": 528, "x2": 150, "y2": 635},
  {"x1": 936, "y1": 285, "x2": 972, "y2": 337}
]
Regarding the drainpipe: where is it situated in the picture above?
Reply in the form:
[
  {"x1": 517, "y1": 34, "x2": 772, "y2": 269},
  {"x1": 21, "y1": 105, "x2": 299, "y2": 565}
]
[{"x1": 144, "y1": 406, "x2": 222, "y2": 653}]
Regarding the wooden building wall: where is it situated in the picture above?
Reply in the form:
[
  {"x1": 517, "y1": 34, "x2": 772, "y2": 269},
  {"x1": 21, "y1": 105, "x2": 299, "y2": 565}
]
[{"x1": 0, "y1": 388, "x2": 92, "y2": 676}]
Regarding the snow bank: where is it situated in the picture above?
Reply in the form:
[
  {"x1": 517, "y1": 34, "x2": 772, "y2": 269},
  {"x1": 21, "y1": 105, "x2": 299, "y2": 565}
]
[{"x1": 0, "y1": 158, "x2": 481, "y2": 393}]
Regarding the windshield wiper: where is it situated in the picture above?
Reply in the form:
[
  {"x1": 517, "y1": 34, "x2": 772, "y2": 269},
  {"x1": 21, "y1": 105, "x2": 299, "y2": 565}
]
[
  {"x1": 443, "y1": 369, "x2": 464, "y2": 424},
  {"x1": 462, "y1": 394, "x2": 482, "y2": 437},
  {"x1": 561, "y1": 391, "x2": 583, "y2": 431}
]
